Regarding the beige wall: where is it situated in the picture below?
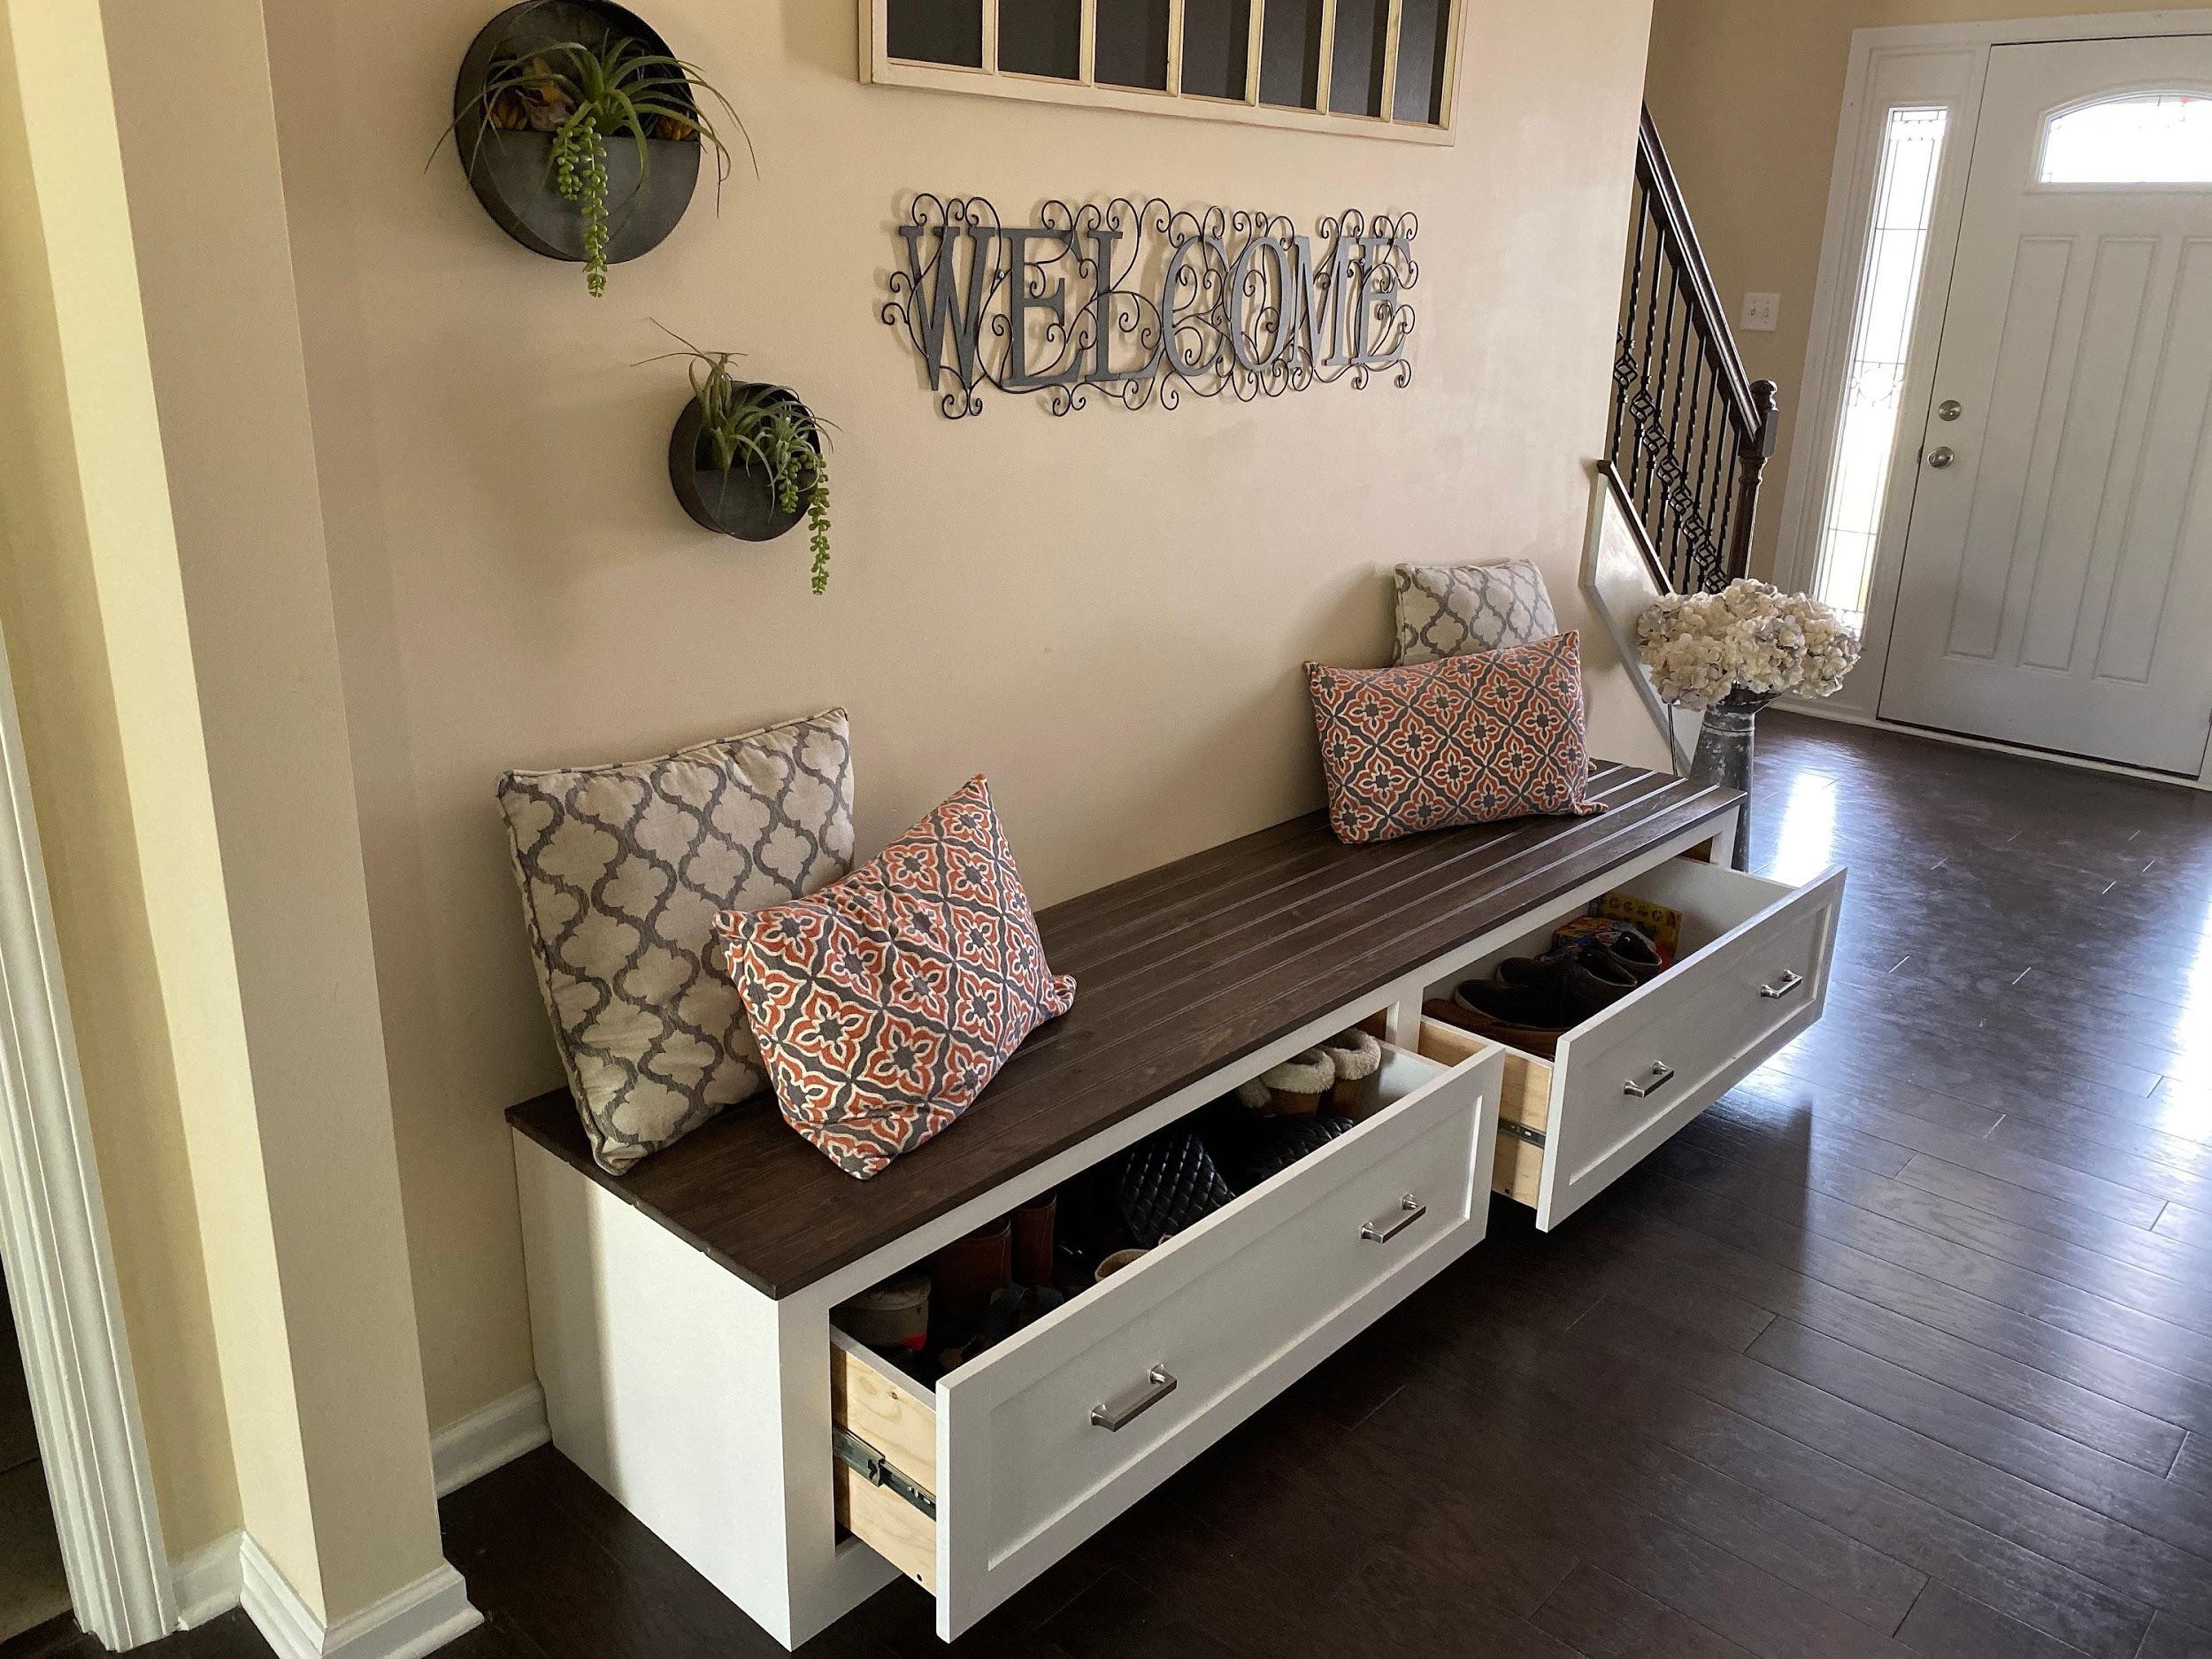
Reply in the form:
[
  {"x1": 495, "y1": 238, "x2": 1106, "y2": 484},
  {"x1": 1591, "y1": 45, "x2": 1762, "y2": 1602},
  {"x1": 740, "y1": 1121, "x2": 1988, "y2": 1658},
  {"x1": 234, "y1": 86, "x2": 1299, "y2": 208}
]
[
  {"x1": 245, "y1": 0, "x2": 1668, "y2": 1436},
  {"x1": 1643, "y1": 0, "x2": 2200, "y2": 582}
]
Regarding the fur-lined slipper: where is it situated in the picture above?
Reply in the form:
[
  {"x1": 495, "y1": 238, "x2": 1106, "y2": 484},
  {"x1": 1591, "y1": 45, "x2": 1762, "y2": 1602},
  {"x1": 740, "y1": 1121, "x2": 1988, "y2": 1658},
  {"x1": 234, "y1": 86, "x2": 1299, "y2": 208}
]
[
  {"x1": 1261, "y1": 1048, "x2": 1336, "y2": 1116},
  {"x1": 1321, "y1": 1029, "x2": 1385, "y2": 1119}
]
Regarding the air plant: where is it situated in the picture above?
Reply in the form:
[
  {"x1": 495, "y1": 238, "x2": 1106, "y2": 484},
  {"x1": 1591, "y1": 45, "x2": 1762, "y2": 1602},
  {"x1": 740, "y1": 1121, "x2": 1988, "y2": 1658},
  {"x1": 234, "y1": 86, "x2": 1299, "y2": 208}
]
[
  {"x1": 449, "y1": 9, "x2": 753, "y2": 296},
  {"x1": 659, "y1": 334, "x2": 834, "y2": 595}
]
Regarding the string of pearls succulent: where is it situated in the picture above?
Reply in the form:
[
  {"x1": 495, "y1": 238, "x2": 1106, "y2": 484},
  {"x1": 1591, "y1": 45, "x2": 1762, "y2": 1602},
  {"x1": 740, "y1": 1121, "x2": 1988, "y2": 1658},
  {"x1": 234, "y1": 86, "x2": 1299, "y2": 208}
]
[
  {"x1": 550, "y1": 115, "x2": 611, "y2": 297},
  {"x1": 1638, "y1": 580, "x2": 1862, "y2": 710}
]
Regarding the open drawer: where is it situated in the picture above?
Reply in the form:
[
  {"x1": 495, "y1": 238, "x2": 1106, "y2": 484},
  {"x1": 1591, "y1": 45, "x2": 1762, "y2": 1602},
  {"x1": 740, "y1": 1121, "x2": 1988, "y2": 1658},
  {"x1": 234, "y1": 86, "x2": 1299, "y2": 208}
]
[
  {"x1": 831, "y1": 1034, "x2": 1503, "y2": 1640},
  {"x1": 1427, "y1": 856, "x2": 1845, "y2": 1231}
]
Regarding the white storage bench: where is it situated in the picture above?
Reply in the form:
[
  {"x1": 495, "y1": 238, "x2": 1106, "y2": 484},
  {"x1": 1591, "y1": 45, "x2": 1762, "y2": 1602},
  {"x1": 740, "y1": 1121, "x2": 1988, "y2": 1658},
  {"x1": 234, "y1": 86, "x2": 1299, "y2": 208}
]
[{"x1": 506, "y1": 761, "x2": 1843, "y2": 1647}]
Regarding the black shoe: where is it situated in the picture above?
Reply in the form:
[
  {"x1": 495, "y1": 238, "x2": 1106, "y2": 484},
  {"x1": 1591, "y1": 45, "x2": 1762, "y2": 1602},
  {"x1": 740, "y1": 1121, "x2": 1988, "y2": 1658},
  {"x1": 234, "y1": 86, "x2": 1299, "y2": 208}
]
[
  {"x1": 1558, "y1": 952, "x2": 1637, "y2": 1019},
  {"x1": 1452, "y1": 977, "x2": 1569, "y2": 1031}
]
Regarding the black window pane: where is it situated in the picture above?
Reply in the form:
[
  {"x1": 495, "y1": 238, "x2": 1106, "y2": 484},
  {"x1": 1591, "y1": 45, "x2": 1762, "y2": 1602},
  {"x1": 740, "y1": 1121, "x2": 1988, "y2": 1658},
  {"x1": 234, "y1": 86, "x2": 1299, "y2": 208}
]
[
  {"x1": 1000, "y1": 0, "x2": 1080, "y2": 78},
  {"x1": 886, "y1": 0, "x2": 982, "y2": 65},
  {"x1": 1393, "y1": 0, "x2": 1453, "y2": 123},
  {"x1": 1095, "y1": 0, "x2": 1170, "y2": 89},
  {"x1": 1327, "y1": 0, "x2": 1389, "y2": 117},
  {"x1": 1259, "y1": 0, "x2": 1322, "y2": 108},
  {"x1": 1180, "y1": 0, "x2": 1251, "y2": 100}
]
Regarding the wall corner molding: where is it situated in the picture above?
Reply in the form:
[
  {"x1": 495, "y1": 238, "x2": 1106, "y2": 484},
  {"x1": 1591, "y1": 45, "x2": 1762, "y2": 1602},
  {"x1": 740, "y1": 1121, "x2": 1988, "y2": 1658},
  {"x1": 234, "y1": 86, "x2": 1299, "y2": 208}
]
[
  {"x1": 172, "y1": 1531, "x2": 244, "y2": 1630},
  {"x1": 430, "y1": 1383, "x2": 549, "y2": 1498},
  {"x1": 239, "y1": 1537, "x2": 480, "y2": 1659}
]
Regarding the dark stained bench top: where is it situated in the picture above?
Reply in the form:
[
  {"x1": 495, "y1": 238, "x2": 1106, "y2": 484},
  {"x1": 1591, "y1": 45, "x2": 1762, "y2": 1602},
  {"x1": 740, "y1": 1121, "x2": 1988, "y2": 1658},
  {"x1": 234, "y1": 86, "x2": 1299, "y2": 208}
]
[{"x1": 508, "y1": 763, "x2": 1739, "y2": 1298}]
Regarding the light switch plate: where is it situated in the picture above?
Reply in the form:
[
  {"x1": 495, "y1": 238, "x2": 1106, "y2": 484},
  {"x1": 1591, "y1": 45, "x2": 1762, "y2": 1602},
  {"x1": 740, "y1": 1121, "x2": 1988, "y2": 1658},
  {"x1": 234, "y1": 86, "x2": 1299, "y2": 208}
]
[{"x1": 1741, "y1": 292, "x2": 1782, "y2": 334}]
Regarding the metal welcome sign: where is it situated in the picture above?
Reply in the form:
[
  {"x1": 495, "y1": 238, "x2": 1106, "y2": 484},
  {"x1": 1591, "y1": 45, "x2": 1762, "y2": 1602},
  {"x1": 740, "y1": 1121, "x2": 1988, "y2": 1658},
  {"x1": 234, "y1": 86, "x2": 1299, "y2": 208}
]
[{"x1": 883, "y1": 196, "x2": 1420, "y2": 419}]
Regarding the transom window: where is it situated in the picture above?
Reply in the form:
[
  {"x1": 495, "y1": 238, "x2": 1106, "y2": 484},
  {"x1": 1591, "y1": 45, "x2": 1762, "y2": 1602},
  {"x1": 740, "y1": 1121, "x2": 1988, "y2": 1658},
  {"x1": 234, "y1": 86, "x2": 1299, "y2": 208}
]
[
  {"x1": 862, "y1": 0, "x2": 1461, "y2": 141},
  {"x1": 2039, "y1": 91, "x2": 2212, "y2": 184}
]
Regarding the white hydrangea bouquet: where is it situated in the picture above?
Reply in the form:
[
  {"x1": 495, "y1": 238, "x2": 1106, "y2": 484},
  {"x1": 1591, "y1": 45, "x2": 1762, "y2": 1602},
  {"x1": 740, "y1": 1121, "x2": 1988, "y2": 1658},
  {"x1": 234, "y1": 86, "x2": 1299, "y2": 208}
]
[{"x1": 1637, "y1": 580, "x2": 1862, "y2": 711}]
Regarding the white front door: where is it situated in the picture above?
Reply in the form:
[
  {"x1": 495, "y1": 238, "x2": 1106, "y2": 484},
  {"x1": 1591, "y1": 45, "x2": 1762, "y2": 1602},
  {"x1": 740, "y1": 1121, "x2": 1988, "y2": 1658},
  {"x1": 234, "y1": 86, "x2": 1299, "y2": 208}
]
[{"x1": 1879, "y1": 39, "x2": 2212, "y2": 775}]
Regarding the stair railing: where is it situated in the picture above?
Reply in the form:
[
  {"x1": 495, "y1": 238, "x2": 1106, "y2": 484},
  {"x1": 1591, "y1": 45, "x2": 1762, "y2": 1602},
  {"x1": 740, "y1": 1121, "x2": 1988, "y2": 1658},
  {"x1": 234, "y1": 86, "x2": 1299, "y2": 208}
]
[{"x1": 1609, "y1": 108, "x2": 1779, "y2": 595}]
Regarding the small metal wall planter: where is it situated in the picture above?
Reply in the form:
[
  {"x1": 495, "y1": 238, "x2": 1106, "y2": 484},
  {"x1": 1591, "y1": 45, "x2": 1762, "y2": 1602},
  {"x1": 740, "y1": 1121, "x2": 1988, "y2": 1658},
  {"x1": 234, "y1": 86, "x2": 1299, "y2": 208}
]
[
  {"x1": 668, "y1": 388, "x2": 816, "y2": 542},
  {"x1": 452, "y1": 0, "x2": 701, "y2": 273}
]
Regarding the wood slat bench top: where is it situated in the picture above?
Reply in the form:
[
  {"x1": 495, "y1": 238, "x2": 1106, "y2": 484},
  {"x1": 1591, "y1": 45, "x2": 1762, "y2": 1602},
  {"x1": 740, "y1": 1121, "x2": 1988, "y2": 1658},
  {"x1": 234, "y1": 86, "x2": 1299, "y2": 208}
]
[{"x1": 507, "y1": 764, "x2": 1739, "y2": 1298}]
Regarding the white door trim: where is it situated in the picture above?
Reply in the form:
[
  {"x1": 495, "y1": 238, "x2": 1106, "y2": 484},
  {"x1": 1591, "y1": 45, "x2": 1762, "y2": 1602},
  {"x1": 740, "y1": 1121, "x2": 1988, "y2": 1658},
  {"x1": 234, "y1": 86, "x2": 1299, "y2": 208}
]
[
  {"x1": 0, "y1": 626, "x2": 180, "y2": 1647},
  {"x1": 1771, "y1": 5, "x2": 2212, "y2": 791}
]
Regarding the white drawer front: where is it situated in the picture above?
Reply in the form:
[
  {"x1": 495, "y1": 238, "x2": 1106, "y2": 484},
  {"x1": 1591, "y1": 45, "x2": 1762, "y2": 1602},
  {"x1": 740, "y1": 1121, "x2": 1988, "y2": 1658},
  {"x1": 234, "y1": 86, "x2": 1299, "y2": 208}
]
[
  {"x1": 931, "y1": 1041, "x2": 1501, "y2": 1639},
  {"x1": 1535, "y1": 863, "x2": 1845, "y2": 1229}
]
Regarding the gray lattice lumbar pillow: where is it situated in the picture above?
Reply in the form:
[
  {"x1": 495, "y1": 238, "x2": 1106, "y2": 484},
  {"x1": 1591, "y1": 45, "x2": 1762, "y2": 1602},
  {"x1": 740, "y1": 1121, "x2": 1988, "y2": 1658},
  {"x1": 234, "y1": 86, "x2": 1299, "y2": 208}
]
[
  {"x1": 496, "y1": 709, "x2": 855, "y2": 1173},
  {"x1": 1394, "y1": 559, "x2": 1560, "y2": 665}
]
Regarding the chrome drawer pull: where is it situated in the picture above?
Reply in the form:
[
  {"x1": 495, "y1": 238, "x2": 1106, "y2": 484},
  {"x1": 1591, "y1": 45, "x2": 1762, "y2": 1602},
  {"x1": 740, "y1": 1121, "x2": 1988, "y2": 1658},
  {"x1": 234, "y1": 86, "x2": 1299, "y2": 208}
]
[
  {"x1": 1761, "y1": 971, "x2": 1806, "y2": 1001},
  {"x1": 1090, "y1": 1366, "x2": 1177, "y2": 1432},
  {"x1": 1624, "y1": 1062, "x2": 1677, "y2": 1100},
  {"x1": 1361, "y1": 1194, "x2": 1428, "y2": 1244}
]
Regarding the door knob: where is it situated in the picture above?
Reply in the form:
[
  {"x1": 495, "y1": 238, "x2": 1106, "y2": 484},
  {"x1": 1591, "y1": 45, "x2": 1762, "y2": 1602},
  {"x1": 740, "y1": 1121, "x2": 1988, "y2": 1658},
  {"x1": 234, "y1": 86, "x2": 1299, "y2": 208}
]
[
  {"x1": 1928, "y1": 447, "x2": 1956, "y2": 470},
  {"x1": 1938, "y1": 399, "x2": 1963, "y2": 421}
]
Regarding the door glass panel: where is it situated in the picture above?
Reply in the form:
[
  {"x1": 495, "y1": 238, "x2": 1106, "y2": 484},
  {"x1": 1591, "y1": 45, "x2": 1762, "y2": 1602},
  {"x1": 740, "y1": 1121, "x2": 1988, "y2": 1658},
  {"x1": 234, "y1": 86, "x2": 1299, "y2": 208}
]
[
  {"x1": 1809, "y1": 106, "x2": 1952, "y2": 635},
  {"x1": 2040, "y1": 94, "x2": 2212, "y2": 184},
  {"x1": 1000, "y1": 0, "x2": 1081, "y2": 79},
  {"x1": 1328, "y1": 0, "x2": 1390, "y2": 117},
  {"x1": 1182, "y1": 0, "x2": 1252, "y2": 100},
  {"x1": 1260, "y1": 0, "x2": 1324, "y2": 108},
  {"x1": 1392, "y1": 0, "x2": 1451, "y2": 124},
  {"x1": 886, "y1": 0, "x2": 983, "y2": 66},
  {"x1": 1096, "y1": 0, "x2": 1171, "y2": 89}
]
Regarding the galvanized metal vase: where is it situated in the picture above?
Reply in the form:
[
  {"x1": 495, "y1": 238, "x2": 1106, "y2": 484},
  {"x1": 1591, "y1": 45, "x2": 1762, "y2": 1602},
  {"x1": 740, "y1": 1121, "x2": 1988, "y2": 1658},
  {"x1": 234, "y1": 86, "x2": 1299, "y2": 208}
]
[{"x1": 1688, "y1": 690, "x2": 1776, "y2": 872}]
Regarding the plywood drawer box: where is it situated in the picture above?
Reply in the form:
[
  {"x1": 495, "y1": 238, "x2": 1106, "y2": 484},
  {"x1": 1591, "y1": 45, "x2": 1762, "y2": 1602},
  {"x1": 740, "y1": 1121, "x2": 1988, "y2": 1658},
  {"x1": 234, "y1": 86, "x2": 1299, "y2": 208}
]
[
  {"x1": 1426, "y1": 857, "x2": 1846, "y2": 1229},
  {"x1": 830, "y1": 1035, "x2": 1501, "y2": 1639}
]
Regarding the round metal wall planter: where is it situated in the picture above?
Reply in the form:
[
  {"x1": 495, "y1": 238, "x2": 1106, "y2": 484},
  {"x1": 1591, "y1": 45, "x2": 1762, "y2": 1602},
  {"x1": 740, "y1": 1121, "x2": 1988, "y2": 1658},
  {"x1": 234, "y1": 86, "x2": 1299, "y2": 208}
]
[
  {"x1": 451, "y1": 0, "x2": 702, "y2": 270},
  {"x1": 668, "y1": 389, "x2": 818, "y2": 542}
]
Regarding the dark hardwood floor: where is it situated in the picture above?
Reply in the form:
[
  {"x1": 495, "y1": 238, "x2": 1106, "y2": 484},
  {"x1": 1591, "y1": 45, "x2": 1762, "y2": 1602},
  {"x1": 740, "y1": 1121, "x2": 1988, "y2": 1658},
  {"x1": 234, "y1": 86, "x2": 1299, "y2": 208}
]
[{"x1": 20, "y1": 712, "x2": 2212, "y2": 1659}]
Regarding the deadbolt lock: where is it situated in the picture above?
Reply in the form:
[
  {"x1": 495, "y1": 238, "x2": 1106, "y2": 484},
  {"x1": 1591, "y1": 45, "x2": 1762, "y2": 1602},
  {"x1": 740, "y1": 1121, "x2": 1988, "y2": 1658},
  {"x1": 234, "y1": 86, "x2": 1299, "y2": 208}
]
[{"x1": 1938, "y1": 399, "x2": 1963, "y2": 421}]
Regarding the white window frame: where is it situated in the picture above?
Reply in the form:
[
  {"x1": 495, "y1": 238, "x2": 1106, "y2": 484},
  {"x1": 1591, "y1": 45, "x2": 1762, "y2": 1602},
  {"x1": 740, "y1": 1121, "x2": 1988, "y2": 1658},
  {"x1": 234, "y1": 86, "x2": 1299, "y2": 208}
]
[
  {"x1": 2033, "y1": 84, "x2": 2212, "y2": 188},
  {"x1": 1771, "y1": 7, "x2": 2212, "y2": 737},
  {"x1": 855, "y1": 0, "x2": 1463, "y2": 143}
]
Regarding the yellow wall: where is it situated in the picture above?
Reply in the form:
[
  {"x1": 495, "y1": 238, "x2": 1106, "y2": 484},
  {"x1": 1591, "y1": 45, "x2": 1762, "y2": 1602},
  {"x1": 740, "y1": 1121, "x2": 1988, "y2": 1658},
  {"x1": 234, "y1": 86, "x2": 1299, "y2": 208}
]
[
  {"x1": 1643, "y1": 0, "x2": 2201, "y2": 581},
  {"x1": 0, "y1": 0, "x2": 448, "y2": 1626},
  {"x1": 0, "y1": 0, "x2": 256, "y2": 1563},
  {"x1": 252, "y1": 0, "x2": 1668, "y2": 1432}
]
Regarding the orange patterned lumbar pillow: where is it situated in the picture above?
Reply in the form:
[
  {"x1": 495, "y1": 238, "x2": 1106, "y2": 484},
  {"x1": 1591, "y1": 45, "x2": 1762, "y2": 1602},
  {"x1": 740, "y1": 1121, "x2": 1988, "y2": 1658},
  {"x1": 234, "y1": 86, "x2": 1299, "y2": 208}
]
[
  {"x1": 715, "y1": 777, "x2": 1077, "y2": 1179},
  {"x1": 1306, "y1": 632, "x2": 1606, "y2": 846}
]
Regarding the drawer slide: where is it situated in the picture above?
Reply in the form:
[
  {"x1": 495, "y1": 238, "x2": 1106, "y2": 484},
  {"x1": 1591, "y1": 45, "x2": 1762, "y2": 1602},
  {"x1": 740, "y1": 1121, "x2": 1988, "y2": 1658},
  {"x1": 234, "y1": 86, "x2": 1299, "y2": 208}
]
[{"x1": 833, "y1": 1424, "x2": 937, "y2": 1521}]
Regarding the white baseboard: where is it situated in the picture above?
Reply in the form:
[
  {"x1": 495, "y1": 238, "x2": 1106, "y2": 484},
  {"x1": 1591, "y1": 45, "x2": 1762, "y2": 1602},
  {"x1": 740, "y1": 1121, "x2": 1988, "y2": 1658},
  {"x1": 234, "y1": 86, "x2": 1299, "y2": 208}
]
[
  {"x1": 240, "y1": 1535, "x2": 480, "y2": 1659},
  {"x1": 430, "y1": 1382, "x2": 549, "y2": 1497},
  {"x1": 166, "y1": 1388, "x2": 541, "y2": 1641},
  {"x1": 1776, "y1": 697, "x2": 2212, "y2": 793},
  {"x1": 172, "y1": 1530, "x2": 243, "y2": 1629}
]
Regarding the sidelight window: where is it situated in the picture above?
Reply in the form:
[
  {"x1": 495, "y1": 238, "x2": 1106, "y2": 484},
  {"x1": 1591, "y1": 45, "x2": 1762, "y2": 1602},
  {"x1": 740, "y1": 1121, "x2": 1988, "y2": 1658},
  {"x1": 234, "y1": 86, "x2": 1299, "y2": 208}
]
[
  {"x1": 1808, "y1": 106, "x2": 1952, "y2": 636},
  {"x1": 2039, "y1": 92, "x2": 2212, "y2": 185},
  {"x1": 865, "y1": 0, "x2": 1461, "y2": 139}
]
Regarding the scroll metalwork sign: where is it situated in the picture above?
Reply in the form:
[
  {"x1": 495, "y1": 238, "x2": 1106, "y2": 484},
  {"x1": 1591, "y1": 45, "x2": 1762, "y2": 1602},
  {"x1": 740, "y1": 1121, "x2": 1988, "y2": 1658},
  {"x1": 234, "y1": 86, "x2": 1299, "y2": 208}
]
[{"x1": 883, "y1": 196, "x2": 1420, "y2": 419}]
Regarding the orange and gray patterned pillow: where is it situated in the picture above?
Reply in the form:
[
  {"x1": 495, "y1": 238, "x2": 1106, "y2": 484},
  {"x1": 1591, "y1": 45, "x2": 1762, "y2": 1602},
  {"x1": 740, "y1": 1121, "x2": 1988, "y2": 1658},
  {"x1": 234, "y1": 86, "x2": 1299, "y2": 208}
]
[
  {"x1": 1394, "y1": 559, "x2": 1559, "y2": 665},
  {"x1": 715, "y1": 777, "x2": 1076, "y2": 1180},
  {"x1": 496, "y1": 710, "x2": 855, "y2": 1174},
  {"x1": 1308, "y1": 634, "x2": 1605, "y2": 846}
]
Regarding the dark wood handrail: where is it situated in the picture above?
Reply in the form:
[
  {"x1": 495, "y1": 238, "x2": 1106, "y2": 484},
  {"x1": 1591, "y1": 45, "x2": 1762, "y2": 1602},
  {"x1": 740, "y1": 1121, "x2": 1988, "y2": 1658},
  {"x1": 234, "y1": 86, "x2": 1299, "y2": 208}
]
[{"x1": 1609, "y1": 107, "x2": 1780, "y2": 594}]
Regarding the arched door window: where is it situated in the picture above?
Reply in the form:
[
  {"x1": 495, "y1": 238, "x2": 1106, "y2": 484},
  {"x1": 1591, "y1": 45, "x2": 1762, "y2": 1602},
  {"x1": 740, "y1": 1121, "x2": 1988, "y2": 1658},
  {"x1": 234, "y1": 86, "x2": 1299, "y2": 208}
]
[{"x1": 2039, "y1": 92, "x2": 2212, "y2": 183}]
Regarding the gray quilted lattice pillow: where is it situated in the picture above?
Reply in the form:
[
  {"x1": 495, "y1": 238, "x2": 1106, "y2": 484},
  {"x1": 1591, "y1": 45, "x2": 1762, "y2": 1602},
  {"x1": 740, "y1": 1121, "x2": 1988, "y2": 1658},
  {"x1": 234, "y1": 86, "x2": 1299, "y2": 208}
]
[
  {"x1": 1393, "y1": 560, "x2": 1560, "y2": 666},
  {"x1": 497, "y1": 709, "x2": 855, "y2": 1174}
]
